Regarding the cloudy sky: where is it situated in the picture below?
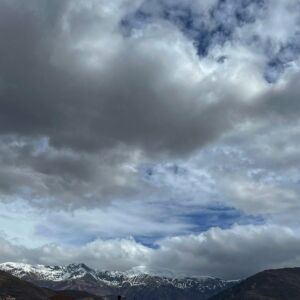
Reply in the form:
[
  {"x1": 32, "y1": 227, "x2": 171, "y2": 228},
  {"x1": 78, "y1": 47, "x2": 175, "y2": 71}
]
[{"x1": 1, "y1": 0, "x2": 300, "y2": 280}]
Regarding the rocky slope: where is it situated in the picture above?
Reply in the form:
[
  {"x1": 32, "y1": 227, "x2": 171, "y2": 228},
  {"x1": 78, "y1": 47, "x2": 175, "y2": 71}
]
[
  {"x1": 0, "y1": 262, "x2": 236, "y2": 300},
  {"x1": 209, "y1": 267, "x2": 300, "y2": 300},
  {"x1": 0, "y1": 270, "x2": 53, "y2": 300}
]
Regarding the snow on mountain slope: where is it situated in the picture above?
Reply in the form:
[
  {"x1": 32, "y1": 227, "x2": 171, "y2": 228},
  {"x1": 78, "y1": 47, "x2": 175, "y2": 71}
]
[
  {"x1": 0, "y1": 262, "x2": 230, "y2": 287},
  {"x1": 0, "y1": 262, "x2": 98, "y2": 281},
  {"x1": 0, "y1": 262, "x2": 237, "y2": 300}
]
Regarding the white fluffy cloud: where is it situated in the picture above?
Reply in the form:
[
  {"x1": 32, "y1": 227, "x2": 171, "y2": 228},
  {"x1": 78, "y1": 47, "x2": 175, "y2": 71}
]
[{"x1": 2, "y1": 224, "x2": 300, "y2": 279}]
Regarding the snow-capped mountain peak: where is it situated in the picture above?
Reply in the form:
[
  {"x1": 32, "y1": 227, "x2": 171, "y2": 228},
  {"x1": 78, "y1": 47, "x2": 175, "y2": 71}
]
[
  {"x1": 0, "y1": 262, "x2": 237, "y2": 300},
  {"x1": 0, "y1": 262, "x2": 96, "y2": 282}
]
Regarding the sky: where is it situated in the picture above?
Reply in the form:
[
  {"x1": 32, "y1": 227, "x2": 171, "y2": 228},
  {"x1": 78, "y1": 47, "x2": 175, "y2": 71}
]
[{"x1": 1, "y1": 0, "x2": 300, "y2": 280}]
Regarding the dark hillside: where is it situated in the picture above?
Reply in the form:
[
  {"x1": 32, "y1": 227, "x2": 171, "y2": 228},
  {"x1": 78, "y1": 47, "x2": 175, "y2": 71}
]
[{"x1": 210, "y1": 268, "x2": 300, "y2": 300}]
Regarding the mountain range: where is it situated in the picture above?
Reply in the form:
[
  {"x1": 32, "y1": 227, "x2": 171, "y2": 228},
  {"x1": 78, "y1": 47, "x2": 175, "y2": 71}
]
[
  {"x1": 1, "y1": 263, "x2": 300, "y2": 299},
  {"x1": 0, "y1": 269, "x2": 104, "y2": 300},
  {"x1": 0, "y1": 262, "x2": 235, "y2": 300}
]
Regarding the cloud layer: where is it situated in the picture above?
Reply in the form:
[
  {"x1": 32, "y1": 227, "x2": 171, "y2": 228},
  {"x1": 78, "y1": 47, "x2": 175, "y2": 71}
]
[
  {"x1": 2, "y1": 224, "x2": 300, "y2": 279},
  {"x1": 1, "y1": 0, "x2": 300, "y2": 279},
  {"x1": 1, "y1": 0, "x2": 300, "y2": 207}
]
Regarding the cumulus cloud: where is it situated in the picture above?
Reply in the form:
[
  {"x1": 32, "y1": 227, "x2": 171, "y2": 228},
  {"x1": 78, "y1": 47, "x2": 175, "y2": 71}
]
[
  {"x1": 2, "y1": 0, "x2": 297, "y2": 207},
  {"x1": 153, "y1": 224, "x2": 300, "y2": 279},
  {"x1": 0, "y1": 0, "x2": 299, "y2": 209},
  {"x1": 0, "y1": 0, "x2": 257, "y2": 207},
  {"x1": 0, "y1": 235, "x2": 151, "y2": 272},
  {"x1": 2, "y1": 224, "x2": 300, "y2": 279},
  {"x1": 0, "y1": 0, "x2": 236, "y2": 155}
]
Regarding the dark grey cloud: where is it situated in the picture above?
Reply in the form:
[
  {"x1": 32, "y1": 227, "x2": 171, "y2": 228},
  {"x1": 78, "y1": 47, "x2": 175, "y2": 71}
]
[
  {"x1": 0, "y1": 0, "x2": 294, "y2": 146},
  {"x1": 0, "y1": 0, "x2": 252, "y2": 207},
  {"x1": 1, "y1": 0, "x2": 300, "y2": 209},
  {"x1": 0, "y1": 0, "x2": 236, "y2": 156}
]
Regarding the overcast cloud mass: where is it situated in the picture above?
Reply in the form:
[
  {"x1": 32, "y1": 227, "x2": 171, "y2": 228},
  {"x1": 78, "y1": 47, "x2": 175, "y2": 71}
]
[{"x1": 1, "y1": 0, "x2": 300, "y2": 279}]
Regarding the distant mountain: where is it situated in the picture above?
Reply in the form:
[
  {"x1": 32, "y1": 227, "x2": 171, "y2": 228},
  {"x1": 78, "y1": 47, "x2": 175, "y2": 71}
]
[
  {"x1": 209, "y1": 267, "x2": 300, "y2": 300},
  {"x1": 0, "y1": 262, "x2": 236, "y2": 300},
  {"x1": 0, "y1": 269, "x2": 103, "y2": 300}
]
